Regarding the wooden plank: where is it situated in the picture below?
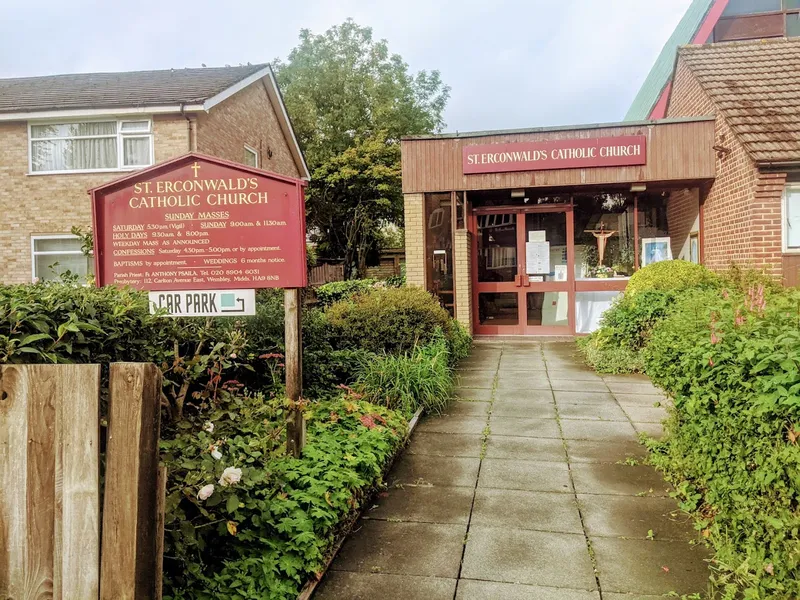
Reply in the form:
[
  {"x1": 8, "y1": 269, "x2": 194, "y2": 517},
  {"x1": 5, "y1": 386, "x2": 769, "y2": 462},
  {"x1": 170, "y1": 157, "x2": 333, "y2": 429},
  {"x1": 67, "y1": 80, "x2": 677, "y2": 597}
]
[
  {"x1": 0, "y1": 365, "x2": 29, "y2": 599},
  {"x1": 59, "y1": 364, "x2": 101, "y2": 600},
  {"x1": 101, "y1": 363, "x2": 162, "y2": 600},
  {"x1": 285, "y1": 288, "x2": 305, "y2": 457},
  {"x1": 154, "y1": 465, "x2": 167, "y2": 600},
  {"x1": 0, "y1": 364, "x2": 100, "y2": 600}
]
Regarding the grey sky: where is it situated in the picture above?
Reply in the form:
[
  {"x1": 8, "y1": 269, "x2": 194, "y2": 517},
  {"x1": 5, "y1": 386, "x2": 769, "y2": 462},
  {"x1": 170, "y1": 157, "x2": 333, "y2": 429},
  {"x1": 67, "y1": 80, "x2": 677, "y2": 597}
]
[{"x1": 1, "y1": 0, "x2": 692, "y2": 132}]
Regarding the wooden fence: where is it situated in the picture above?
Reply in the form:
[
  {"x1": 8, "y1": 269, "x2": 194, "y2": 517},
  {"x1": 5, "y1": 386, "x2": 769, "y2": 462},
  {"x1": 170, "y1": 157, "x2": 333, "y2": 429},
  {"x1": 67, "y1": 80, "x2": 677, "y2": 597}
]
[
  {"x1": 0, "y1": 363, "x2": 164, "y2": 599},
  {"x1": 308, "y1": 263, "x2": 344, "y2": 286}
]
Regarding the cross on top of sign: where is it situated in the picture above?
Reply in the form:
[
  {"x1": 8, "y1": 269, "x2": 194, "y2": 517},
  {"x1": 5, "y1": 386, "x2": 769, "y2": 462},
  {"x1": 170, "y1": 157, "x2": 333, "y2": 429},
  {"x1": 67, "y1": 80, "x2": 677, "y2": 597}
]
[{"x1": 191, "y1": 161, "x2": 201, "y2": 177}]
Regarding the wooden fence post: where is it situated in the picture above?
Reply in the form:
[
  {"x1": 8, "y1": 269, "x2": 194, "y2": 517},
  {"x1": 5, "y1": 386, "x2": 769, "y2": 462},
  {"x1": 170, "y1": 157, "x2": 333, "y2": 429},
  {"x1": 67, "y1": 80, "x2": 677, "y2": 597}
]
[
  {"x1": 0, "y1": 364, "x2": 101, "y2": 600},
  {"x1": 285, "y1": 288, "x2": 305, "y2": 457},
  {"x1": 100, "y1": 363, "x2": 163, "y2": 600}
]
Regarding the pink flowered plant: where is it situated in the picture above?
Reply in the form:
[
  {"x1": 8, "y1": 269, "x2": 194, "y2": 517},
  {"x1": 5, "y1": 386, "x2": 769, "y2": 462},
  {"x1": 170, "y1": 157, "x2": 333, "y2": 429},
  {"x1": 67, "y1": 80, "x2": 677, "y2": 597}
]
[{"x1": 745, "y1": 284, "x2": 766, "y2": 315}]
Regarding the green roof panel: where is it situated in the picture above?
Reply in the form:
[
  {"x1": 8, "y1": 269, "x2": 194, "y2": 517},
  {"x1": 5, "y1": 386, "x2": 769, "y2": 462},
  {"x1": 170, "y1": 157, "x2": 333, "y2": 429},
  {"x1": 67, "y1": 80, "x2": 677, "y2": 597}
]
[{"x1": 624, "y1": 0, "x2": 715, "y2": 121}]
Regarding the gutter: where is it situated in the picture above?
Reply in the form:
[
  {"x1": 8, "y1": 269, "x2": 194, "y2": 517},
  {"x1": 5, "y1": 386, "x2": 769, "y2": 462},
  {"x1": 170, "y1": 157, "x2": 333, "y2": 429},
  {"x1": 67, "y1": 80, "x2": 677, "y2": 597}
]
[{"x1": 0, "y1": 104, "x2": 205, "y2": 122}]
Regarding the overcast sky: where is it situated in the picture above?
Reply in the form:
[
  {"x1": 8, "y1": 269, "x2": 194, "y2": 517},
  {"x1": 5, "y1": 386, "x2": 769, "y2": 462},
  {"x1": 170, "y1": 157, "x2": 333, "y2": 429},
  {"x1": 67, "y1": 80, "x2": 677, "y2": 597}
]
[{"x1": 1, "y1": 0, "x2": 692, "y2": 132}]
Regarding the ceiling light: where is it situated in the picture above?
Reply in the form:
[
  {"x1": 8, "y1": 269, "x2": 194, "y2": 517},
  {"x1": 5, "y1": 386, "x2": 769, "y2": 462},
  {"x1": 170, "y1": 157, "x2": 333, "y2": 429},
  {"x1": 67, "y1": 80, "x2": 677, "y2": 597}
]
[
  {"x1": 630, "y1": 184, "x2": 647, "y2": 192},
  {"x1": 510, "y1": 189, "x2": 525, "y2": 198}
]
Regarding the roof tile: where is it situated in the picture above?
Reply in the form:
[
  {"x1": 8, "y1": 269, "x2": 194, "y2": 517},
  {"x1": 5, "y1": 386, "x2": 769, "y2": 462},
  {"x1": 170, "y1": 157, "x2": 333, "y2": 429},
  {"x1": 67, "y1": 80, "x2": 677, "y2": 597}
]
[
  {"x1": 678, "y1": 38, "x2": 800, "y2": 163},
  {"x1": 0, "y1": 64, "x2": 268, "y2": 114}
]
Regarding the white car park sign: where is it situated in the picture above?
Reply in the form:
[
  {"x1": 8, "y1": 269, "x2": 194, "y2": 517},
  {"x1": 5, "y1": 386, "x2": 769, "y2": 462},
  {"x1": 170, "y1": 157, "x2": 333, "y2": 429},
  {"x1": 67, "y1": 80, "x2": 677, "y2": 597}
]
[{"x1": 148, "y1": 289, "x2": 256, "y2": 317}]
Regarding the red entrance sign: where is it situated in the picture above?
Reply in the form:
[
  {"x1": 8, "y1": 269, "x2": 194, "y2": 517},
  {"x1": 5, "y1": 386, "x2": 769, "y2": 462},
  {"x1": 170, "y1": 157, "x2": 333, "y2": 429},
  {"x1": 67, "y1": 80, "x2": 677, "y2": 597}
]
[
  {"x1": 463, "y1": 135, "x2": 647, "y2": 175},
  {"x1": 90, "y1": 153, "x2": 307, "y2": 291}
]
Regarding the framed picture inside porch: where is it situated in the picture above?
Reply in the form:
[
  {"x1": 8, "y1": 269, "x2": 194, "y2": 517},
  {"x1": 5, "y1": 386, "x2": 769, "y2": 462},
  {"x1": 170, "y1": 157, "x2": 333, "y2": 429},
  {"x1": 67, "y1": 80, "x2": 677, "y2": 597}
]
[{"x1": 641, "y1": 237, "x2": 672, "y2": 267}]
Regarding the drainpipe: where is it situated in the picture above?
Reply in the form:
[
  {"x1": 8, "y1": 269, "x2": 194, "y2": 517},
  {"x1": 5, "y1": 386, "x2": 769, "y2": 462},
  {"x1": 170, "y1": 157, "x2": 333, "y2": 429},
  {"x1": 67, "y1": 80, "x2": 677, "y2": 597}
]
[{"x1": 180, "y1": 103, "x2": 197, "y2": 152}]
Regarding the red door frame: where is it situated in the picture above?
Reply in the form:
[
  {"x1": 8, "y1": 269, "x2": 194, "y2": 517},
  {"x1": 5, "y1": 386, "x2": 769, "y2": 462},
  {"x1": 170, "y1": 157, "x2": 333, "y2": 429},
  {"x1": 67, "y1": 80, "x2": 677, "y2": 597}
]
[{"x1": 471, "y1": 204, "x2": 575, "y2": 336}]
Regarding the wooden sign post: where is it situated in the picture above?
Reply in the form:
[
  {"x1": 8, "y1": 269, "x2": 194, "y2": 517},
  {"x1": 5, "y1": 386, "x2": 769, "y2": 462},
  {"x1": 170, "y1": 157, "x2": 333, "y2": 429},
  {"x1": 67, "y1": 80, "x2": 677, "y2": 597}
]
[{"x1": 285, "y1": 288, "x2": 305, "y2": 457}]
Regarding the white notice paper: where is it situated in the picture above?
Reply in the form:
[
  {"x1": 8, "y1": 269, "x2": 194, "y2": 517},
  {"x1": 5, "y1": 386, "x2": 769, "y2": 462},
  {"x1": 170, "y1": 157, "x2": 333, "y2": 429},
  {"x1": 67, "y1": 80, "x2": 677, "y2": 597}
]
[
  {"x1": 528, "y1": 230, "x2": 546, "y2": 243},
  {"x1": 526, "y1": 241, "x2": 550, "y2": 274}
]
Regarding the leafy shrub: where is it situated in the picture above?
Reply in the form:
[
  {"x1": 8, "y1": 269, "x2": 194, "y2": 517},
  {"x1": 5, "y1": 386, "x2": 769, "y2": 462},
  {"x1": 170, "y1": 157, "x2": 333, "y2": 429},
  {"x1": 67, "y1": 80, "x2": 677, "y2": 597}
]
[
  {"x1": 577, "y1": 290, "x2": 675, "y2": 373},
  {"x1": 315, "y1": 279, "x2": 378, "y2": 307},
  {"x1": 326, "y1": 286, "x2": 455, "y2": 355},
  {"x1": 626, "y1": 260, "x2": 719, "y2": 297},
  {"x1": 355, "y1": 333, "x2": 454, "y2": 417},
  {"x1": 162, "y1": 392, "x2": 408, "y2": 599},
  {"x1": 643, "y1": 286, "x2": 800, "y2": 598},
  {"x1": 449, "y1": 320, "x2": 472, "y2": 365}
]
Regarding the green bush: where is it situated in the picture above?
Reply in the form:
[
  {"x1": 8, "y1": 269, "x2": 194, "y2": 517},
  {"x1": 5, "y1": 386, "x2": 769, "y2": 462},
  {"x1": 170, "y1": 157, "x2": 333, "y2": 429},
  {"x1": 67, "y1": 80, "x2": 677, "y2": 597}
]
[
  {"x1": 577, "y1": 290, "x2": 675, "y2": 373},
  {"x1": 355, "y1": 333, "x2": 454, "y2": 417},
  {"x1": 315, "y1": 279, "x2": 378, "y2": 307},
  {"x1": 326, "y1": 286, "x2": 456, "y2": 355},
  {"x1": 162, "y1": 392, "x2": 408, "y2": 599},
  {"x1": 626, "y1": 260, "x2": 719, "y2": 297},
  {"x1": 643, "y1": 286, "x2": 800, "y2": 598}
]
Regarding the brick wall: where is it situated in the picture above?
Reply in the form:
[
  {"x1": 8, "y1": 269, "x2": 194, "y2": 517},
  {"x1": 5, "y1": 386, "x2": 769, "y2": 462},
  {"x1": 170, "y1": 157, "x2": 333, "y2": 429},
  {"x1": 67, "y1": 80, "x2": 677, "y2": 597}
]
[
  {"x1": 752, "y1": 171, "x2": 787, "y2": 277},
  {"x1": 403, "y1": 193, "x2": 425, "y2": 287},
  {"x1": 453, "y1": 230, "x2": 473, "y2": 333},
  {"x1": 666, "y1": 188, "x2": 699, "y2": 261},
  {"x1": 0, "y1": 116, "x2": 190, "y2": 283},
  {"x1": 667, "y1": 57, "x2": 775, "y2": 274},
  {"x1": 196, "y1": 78, "x2": 300, "y2": 178}
]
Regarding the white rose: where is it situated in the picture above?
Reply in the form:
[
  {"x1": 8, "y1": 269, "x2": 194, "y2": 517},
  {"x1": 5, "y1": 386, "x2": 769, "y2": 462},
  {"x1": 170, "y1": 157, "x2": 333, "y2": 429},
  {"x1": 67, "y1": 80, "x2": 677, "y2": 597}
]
[
  {"x1": 204, "y1": 421, "x2": 214, "y2": 433},
  {"x1": 197, "y1": 484, "x2": 215, "y2": 501},
  {"x1": 219, "y1": 466, "x2": 242, "y2": 487},
  {"x1": 211, "y1": 447, "x2": 223, "y2": 460}
]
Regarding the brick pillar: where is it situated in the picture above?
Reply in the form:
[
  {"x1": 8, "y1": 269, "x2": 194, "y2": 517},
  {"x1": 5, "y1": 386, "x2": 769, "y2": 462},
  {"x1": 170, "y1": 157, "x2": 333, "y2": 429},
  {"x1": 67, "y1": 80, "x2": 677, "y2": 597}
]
[
  {"x1": 454, "y1": 229, "x2": 473, "y2": 333},
  {"x1": 752, "y1": 171, "x2": 787, "y2": 278},
  {"x1": 404, "y1": 193, "x2": 425, "y2": 287}
]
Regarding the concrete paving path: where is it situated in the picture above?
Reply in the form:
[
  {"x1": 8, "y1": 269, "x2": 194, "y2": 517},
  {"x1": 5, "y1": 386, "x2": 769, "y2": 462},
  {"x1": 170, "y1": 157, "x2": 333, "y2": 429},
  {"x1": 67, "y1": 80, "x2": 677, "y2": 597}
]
[{"x1": 315, "y1": 340, "x2": 710, "y2": 600}]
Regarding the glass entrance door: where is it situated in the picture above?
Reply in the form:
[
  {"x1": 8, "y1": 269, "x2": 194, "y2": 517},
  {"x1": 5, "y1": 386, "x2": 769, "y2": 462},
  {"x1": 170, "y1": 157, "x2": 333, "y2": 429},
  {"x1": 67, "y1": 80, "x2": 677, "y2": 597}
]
[{"x1": 473, "y1": 206, "x2": 574, "y2": 335}]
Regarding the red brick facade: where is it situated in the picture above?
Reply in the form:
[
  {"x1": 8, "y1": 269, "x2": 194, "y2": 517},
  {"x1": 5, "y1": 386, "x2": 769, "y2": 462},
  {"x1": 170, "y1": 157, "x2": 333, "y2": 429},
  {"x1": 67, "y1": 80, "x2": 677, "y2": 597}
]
[
  {"x1": 665, "y1": 187, "x2": 699, "y2": 262},
  {"x1": 667, "y1": 57, "x2": 788, "y2": 278}
]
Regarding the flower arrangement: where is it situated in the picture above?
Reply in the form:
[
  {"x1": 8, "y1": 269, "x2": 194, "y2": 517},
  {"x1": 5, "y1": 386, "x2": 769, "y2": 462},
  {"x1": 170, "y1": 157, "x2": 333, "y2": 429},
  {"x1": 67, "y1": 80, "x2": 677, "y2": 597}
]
[{"x1": 589, "y1": 265, "x2": 615, "y2": 279}]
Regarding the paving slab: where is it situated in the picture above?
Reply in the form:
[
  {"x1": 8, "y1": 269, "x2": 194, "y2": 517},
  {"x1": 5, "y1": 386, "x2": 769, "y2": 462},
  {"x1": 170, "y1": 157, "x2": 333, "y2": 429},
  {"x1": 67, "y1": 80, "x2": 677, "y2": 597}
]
[
  {"x1": 366, "y1": 485, "x2": 475, "y2": 525},
  {"x1": 602, "y1": 594, "x2": 665, "y2": 600},
  {"x1": 315, "y1": 571, "x2": 457, "y2": 600},
  {"x1": 601, "y1": 373, "x2": 653, "y2": 383},
  {"x1": 492, "y1": 401, "x2": 558, "y2": 419},
  {"x1": 554, "y1": 390, "x2": 618, "y2": 404},
  {"x1": 443, "y1": 401, "x2": 491, "y2": 417},
  {"x1": 493, "y1": 388, "x2": 554, "y2": 403},
  {"x1": 478, "y1": 458, "x2": 572, "y2": 493},
  {"x1": 560, "y1": 419, "x2": 638, "y2": 442},
  {"x1": 490, "y1": 416, "x2": 561, "y2": 438},
  {"x1": 578, "y1": 494, "x2": 694, "y2": 541},
  {"x1": 456, "y1": 580, "x2": 600, "y2": 600},
  {"x1": 546, "y1": 369, "x2": 603, "y2": 381},
  {"x1": 471, "y1": 488, "x2": 583, "y2": 533},
  {"x1": 633, "y1": 422, "x2": 666, "y2": 439},
  {"x1": 456, "y1": 372, "x2": 496, "y2": 389},
  {"x1": 455, "y1": 388, "x2": 494, "y2": 402},
  {"x1": 391, "y1": 454, "x2": 480, "y2": 487},
  {"x1": 613, "y1": 393, "x2": 668, "y2": 406},
  {"x1": 333, "y1": 520, "x2": 466, "y2": 578},
  {"x1": 496, "y1": 376, "x2": 552, "y2": 390},
  {"x1": 565, "y1": 439, "x2": 647, "y2": 464},
  {"x1": 461, "y1": 526, "x2": 597, "y2": 589},
  {"x1": 570, "y1": 463, "x2": 671, "y2": 497},
  {"x1": 621, "y1": 406, "x2": 668, "y2": 423},
  {"x1": 605, "y1": 381, "x2": 663, "y2": 395},
  {"x1": 498, "y1": 361, "x2": 548, "y2": 372},
  {"x1": 592, "y1": 537, "x2": 711, "y2": 595},
  {"x1": 558, "y1": 402, "x2": 629, "y2": 422},
  {"x1": 484, "y1": 435, "x2": 567, "y2": 462},
  {"x1": 406, "y1": 432, "x2": 483, "y2": 457},
  {"x1": 415, "y1": 416, "x2": 487, "y2": 435},
  {"x1": 549, "y1": 379, "x2": 609, "y2": 392}
]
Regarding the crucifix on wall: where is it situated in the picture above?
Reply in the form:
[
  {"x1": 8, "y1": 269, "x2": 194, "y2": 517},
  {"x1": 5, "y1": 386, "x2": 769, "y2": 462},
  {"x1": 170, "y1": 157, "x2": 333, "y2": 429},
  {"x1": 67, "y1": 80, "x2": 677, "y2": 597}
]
[{"x1": 584, "y1": 222, "x2": 617, "y2": 266}]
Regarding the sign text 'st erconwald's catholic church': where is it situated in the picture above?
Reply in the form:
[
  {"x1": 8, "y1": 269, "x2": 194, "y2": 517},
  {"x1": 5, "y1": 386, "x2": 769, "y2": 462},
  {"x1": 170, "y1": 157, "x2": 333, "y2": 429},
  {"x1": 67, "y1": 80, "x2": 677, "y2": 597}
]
[
  {"x1": 90, "y1": 153, "x2": 307, "y2": 291},
  {"x1": 462, "y1": 135, "x2": 647, "y2": 175}
]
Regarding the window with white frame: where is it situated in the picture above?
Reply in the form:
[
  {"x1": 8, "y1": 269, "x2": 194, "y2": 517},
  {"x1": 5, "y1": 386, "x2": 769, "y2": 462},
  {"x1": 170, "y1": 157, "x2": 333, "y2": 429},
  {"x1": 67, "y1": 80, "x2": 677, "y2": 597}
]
[
  {"x1": 29, "y1": 119, "x2": 153, "y2": 173},
  {"x1": 244, "y1": 145, "x2": 259, "y2": 168},
  {"x1": 785, "y1": 185, "x2": 800, "y2": 251},
  {"x1": 32, "y1": 235, "x2": 93, "y2": 282}
]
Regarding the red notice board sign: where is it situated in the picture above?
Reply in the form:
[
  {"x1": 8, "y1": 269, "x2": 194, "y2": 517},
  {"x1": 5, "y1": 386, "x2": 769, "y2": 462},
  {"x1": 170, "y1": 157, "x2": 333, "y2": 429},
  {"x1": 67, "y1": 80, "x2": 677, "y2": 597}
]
[
  {"x1": 462, "y1": 135, "x2": 647, "y2": 175},
  {"x1": 90, "y1": 153, "x2": 307, "y2": 291}
]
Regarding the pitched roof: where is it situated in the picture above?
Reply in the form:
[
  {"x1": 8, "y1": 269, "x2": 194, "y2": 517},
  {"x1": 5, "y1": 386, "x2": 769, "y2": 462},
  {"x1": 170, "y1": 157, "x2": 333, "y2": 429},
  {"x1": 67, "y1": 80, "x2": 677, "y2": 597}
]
[
  {"x1": 0, "y1": 64, "x2": 267, "y2": 114},
  {"x1": 624, "y1": 0, "x2": 716, "y2": 121},
  {"x1": 677, "y1": 38, "x2": 800, "y2": 164}
]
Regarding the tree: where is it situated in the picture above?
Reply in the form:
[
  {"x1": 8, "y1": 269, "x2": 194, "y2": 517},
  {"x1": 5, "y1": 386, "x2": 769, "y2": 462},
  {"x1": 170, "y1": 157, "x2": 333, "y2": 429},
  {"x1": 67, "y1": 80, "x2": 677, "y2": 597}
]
[{"x1": 273, "y1": 20, "x2": 449, "y2": 277}]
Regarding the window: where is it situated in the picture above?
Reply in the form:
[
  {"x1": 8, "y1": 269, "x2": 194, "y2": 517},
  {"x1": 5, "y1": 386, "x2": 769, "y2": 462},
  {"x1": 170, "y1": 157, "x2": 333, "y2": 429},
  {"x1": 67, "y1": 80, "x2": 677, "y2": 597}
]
[
  {"x1": 244, "y1": 145, "x2": 259, "y2": 168},
  {"x1": 784, "y1": 186, "x2": 800, "y2": 251},
  {"x1": 689, "y1": 233, "x2": 700, "y2": 264},
  {"x1": 30, "y1": 119, "x2": 153, "y2": 173},
  {"x1": 722, "y1": 0, "x2": 780, "y2": 16},
  {"x1": 425, "y1": 192, "x2": 454, "y2": 315},
  {"x1": 32, "y1": 235, "x2": 93, "y2": 282}
]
